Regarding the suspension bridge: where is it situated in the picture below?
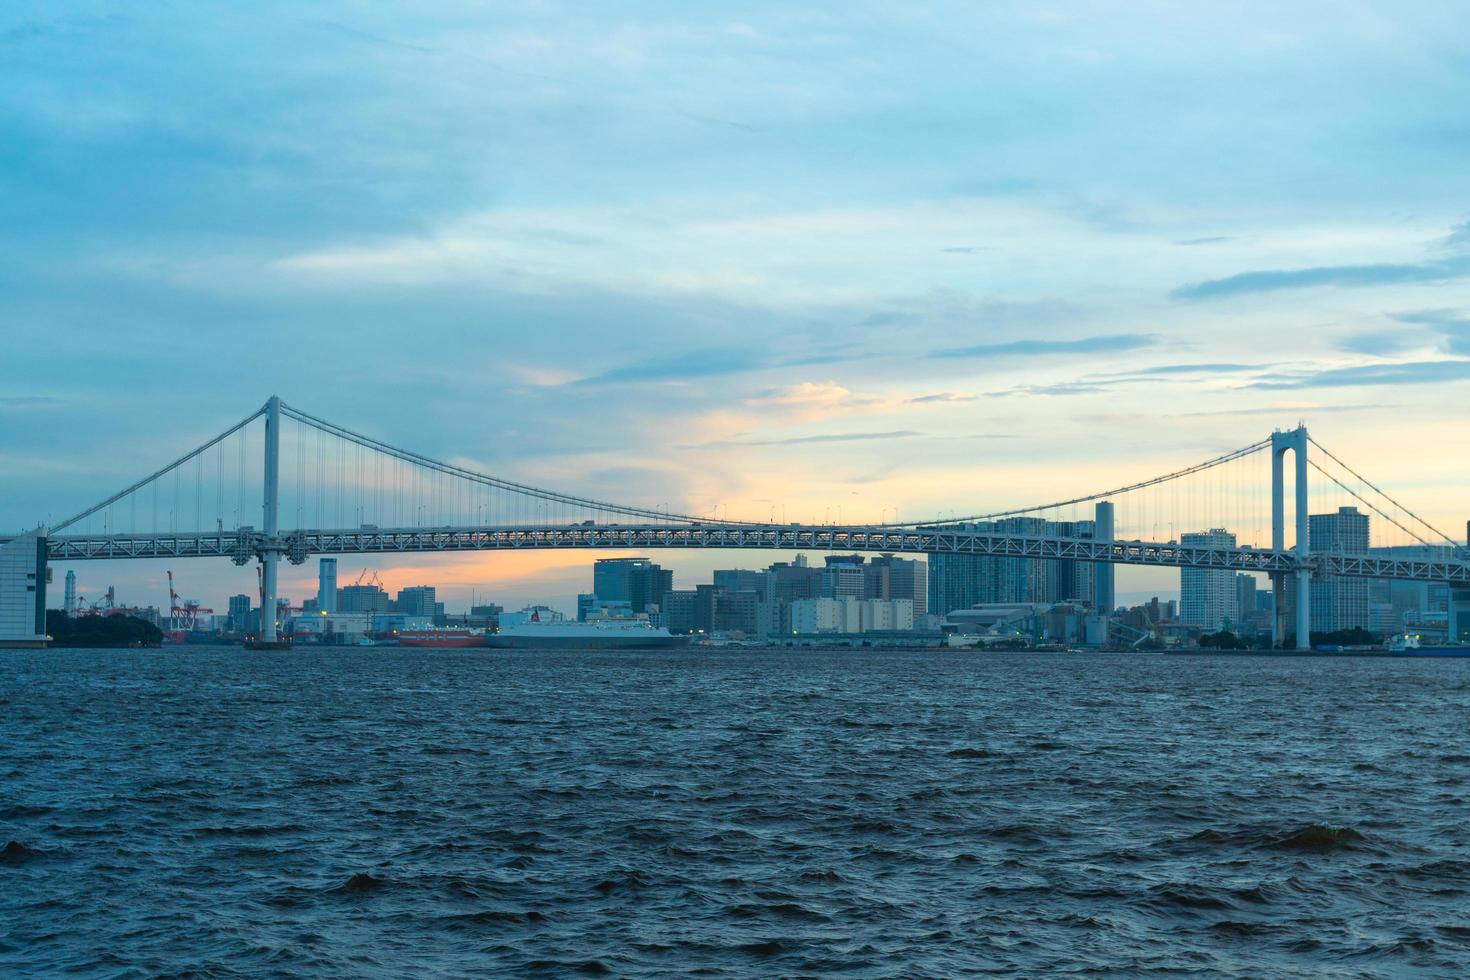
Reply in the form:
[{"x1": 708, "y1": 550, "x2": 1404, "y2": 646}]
[{"x1": 6, "y1": 396, "x2": 1468, "y2": 650}]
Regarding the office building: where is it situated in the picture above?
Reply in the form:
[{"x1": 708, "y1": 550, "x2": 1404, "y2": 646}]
[
  {"x1": 395, "y1": 585, "x2": 438, "y2": 617},
  {"x1": 661, "y1": 590, "x2": 699, "y2": 634},
  {"x1": 821, "y1": 557, "x2": 866, "y2": 599},
  {"x1": 338, "y1": 583, "x2": 395, "y2": 614},
  {"x1": 593, "y1": 558, "x2": 673, "y2": 615},
  {"x1": 317, "y1": 558, "x2": 338, "y2": 614},
  {"x1": 1180, "y1": 529, "x2": 1236, "y2": 631},
  {"x1": 64, "y1": 570, "x2": 77, "y2": 616},
  {"x1": 927, "y1": 516, "x2": 1096, "y2": 616},
  {"x1": 1309, "y1": 506, "x2": 1371, "y2": 633},
  {"x1": 867, "y1": 555, "x2": 928, "y2": 617},
  {"x1": 227, "y1": 594, "x2": 253, "y2": 633},
  {"x1": 0, "y1": 532, "x2": 47, "y2": 647},
  {"x1": 714, "y1": 569, "x2": 764, "y2": 594},
  {"x1": 1235, "y1": 574, "x2": 1257, "y2": 629},
  {"x1": 790, "y1": 596, "x2": 915, "y2": 634}
]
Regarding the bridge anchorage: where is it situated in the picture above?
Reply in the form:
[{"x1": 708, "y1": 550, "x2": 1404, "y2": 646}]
[{"x1": 5, "y1": 396, "x2": 1467, "y2": 651}]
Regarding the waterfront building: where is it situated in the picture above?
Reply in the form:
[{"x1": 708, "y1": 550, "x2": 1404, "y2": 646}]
[
  {"x1": 766, "y1": 560, "x2": 822, "y2": 603},
  {"x1": 867, "y1": 555, "x2": 928, "y2": 617},
  {"x1": 0, "y1": 532, "x2": 47, "y2": 647},
  {"x1": 396, "y1": 585, "x2": 438, "y2": 617},
  {"x1": 64, "y1": 570, "x2": 76, "y2": 616},
  {"x1": 1180, "y1": 529, "x2": 1237, "y2": 631},
  {"x1": 317, "y1": 558, "x2": 337, "y2": 614},
  {"x1": 713, "y1": 569, "x2": 763, "y2": 594},
  {"x1": 227, "y1": 594, "x2": 253, "y2": 633},
  {"x1": 821, "y1": 557, "x2": 866, "y2": 600},
  {"x1": 593, "y1": 558, "x2": 673, "y2": 615},
  {"x1": 661, "y1": 590, "x2": 698, "y2": 634},
  {"x1": 714, "y1": 590, "x2": 761, "y2": 634},
  {"x1": 337, "y1": 583, "x2": 394, "y2": 614},
  {"x1": 927, "y1": 516, "x2": 1096, "y2": 616},
  {"x1": 790, "y1": 596, "x2": 915, "y2": 634},
  {"x1": 1309, "y1": 507, "x2": 1371, "y2": 633},
  {"x1": 1234, "y1": 574, "x2": 1257, "y2": 630}
]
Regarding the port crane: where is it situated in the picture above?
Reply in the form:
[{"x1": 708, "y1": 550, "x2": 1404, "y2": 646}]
[{"x1": 165, "y1": 569, "x2": 213, "y2": 638}]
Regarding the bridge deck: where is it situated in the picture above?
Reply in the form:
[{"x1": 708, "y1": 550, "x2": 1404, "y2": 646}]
[{"x1": 30, "y1": 524, "x2": 1470, "y2": 584}]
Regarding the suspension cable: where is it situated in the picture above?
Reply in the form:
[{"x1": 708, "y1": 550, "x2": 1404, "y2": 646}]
[
  {"x1": 52, "y1": 404, "x2": 268, "y2": 532},
  {"x1": 1308, "y1": 436, "x2": 1458, "y2": 548},
  {"x1": 278, "y1": 400, "x2": 764, "y2": 527},
  {"x1": 892, "y1": 438, "x2": 1272, "y2": 529},
  {"x1": 1306, "y1": 460, "x2": 1445, "y2": 551}
]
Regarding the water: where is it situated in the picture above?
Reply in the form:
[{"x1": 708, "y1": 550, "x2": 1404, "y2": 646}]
[{"x1": 4, "y1": 648, "x2": 1470, "y2": 977}]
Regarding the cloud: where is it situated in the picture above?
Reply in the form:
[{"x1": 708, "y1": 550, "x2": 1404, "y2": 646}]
[
  {"x1": 1172, "y1": 257, "x2": 1470, "y2": 301},
  {"x1": 940, "y1": 246, "x2": 994, "y2": 254},
  {"x1": 1245, "y1": 359, "x2": 1470, "y2": 390},
  {"x1": 1392, "y1": 309, "x2": 1470, "y2": 355},
  {"x1": 0, "y1": 396, "x2": 63, "y2": 409},
  {"x1": 743, "y1": 381, "x2": 884, "y2": 421},
  {"x1": 987, "y1": 382, "x2": 1112, "y2": 397},
  {"x1": 574, "y1": 349, "x2": 772, "y2": 385},
  {"x1": 1173, "y1": 236, "x2": 1233, "y2": 246},
  {"x1": 1123, "y1": 362, "x2": 1258, "y2": 376},
  {"x1": 1175, "y1": 403, "x2": 1402, "y2": 418},
  {"x1": 1334, "y1": 331, "x2": 1423, "y2": 357},
  {"x1": 575, "y1": 348, "x2": 858, "y2": 385},
  {"x1": 1442, "y1": 219, "x2": 1470, "y2": 251},
  {"x1": 678, "y1": 430, "x2": 924, "y2": 450},
  {"x1": 929, "y1": 333, "x2": 1156, "y2": 359},
  {"x1": 907, "y1": 392, "x2": 977, "y2": 403}
]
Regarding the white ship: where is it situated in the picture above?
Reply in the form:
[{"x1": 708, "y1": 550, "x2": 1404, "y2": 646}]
[{"x1": 487, "y1": 613, "x2": 690, "y2": 650}]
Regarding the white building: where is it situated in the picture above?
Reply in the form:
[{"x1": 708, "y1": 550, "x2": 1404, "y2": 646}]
[
  {"x1": 1180, "y1": 528, "x2": 1237, "y2": 631},
  {"x1": 791, "y1": 596, "x2": 914, "y2": 634},
  {"x1": 290, "y1": 612, "x2": 371, "y2": 641},
  {"x1": 0, "y1": 531, "x2": 49, "y2": 647}
]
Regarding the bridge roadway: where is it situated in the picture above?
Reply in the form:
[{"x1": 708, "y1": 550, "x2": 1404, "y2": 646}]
[{"x1": 34, "y1": 523, "x2": 1470, "y2": 585}]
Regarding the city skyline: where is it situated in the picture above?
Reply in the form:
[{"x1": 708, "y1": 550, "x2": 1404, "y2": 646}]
[{"x1": 5, "y1": 2, "x2": 1470, "y2": 610}]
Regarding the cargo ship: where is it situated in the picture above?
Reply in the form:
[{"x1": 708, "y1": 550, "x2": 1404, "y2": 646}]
[
  {"x1": 1386, "y1": 634, "x2": 1470, "y2": 657},
  {"x1": 395, "y1": 627, "x2": 487, "y2": 649},
  {"x1": 486, "y1": 618, "x2": 689, "y2": 650}
]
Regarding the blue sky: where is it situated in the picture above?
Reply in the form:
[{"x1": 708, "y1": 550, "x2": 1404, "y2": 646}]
[{"x1": 3, "y1": 2, "x2": 1468, "y2": 611}]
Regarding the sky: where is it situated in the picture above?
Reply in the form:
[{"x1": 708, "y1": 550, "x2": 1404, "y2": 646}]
[{"x1": 3, "y1": 1, "x2": 1469, "y2": 614}]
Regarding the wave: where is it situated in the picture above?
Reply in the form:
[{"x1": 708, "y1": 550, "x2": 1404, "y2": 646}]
[{"x1": 1265, "y1": 824, "x2": 1367, "y2": 853}]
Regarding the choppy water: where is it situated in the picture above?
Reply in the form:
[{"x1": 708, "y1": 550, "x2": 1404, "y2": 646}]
[{"x1": 4, "y1": 648, "x2": 1470, "y2": 976}]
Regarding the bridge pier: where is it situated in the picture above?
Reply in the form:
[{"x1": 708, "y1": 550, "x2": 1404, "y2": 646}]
[
  {"x1": 256, "y1": 396, "x2": 286, "y2": 647},
  {"x1": 1271, "y1": 426, "x2": 1311, "y2": 650}
]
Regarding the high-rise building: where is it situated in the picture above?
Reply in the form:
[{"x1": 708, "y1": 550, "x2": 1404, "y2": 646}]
[
  {"x1": 1235, "y1": 574, "x2": 1257, "y2": 629},
  {"x1": 1309, "y1": 506, "x2": 1371, "y2": 633},
  {"x1": 227, "y1": 594, "x2": 253, "y2": 632},
  {"x1": 64, "y1": 570, "x2": 77, "y2": 617},
  {"x1": 395, "y1": 586, "x2": 437, "y2": 617},
  {"x1": 661, "y1": 590, "x2": 698, "y2": 634},
  {"x1": 1180, "y1": 528, "x2": 1237, "y2": 630},
  {"x1": 821, "y1": 557, "x2": 866, "y2": 599},
  {"x1": 338, "y1": 584, "x2": 394, "y2": 614},
  {"x1": 714, "y1": 569, "x2": 763, "y2": 594},
  {"x1": 927, "y1": 517, "x2": 1096, "y2": 616},
  {"x1": 867, "y1": 555, "x2": 928, "y2": 617},
  {"x1": 318, "y1": 558, "x2": 338, "y2": 614},
  {"x1": 0, "y1": 532, "x2": 48, "y2": 646},
  {"x1": 593, "y1": 558, "x2": 673, "y2": 615},
  {"x1": 1094, "y1": 502, "x2": 1115, "y2": 614},
  {"x1": 713, "y1": 591, "x2": 760, "y2": 634}
]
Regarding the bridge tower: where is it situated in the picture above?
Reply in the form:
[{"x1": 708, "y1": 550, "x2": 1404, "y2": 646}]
[
  {"x1": 258, "y1": 395, "x2": 284, "y2": 645},
  {"x1": 1271, "y1": 425, "x2": 1310, "y2": 650}
]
